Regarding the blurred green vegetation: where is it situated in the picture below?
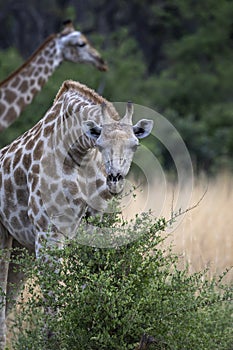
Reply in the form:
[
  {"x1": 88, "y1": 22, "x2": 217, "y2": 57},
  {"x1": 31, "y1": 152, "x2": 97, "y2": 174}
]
[{"x1": 0, "y1": 0, "x2": 232, "y2": 174}]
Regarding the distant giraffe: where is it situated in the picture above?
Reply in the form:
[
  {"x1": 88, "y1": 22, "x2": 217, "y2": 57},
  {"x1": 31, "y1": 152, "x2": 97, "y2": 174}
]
[
  {"x1": 0, "y1": 79, "x2": 153, "y2": 348},
  {"x1": 0, "y1": 20, "x2": 107, "y2": 132}
]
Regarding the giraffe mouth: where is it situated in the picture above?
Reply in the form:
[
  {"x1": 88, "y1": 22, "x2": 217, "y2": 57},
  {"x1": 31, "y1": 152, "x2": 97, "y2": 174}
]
[
  {"x1": 106, "y1": 174, "x2": 125, "y2": 195},
  {"x1": 95, "y1": 57, "x2": 108, "y2": 71}
]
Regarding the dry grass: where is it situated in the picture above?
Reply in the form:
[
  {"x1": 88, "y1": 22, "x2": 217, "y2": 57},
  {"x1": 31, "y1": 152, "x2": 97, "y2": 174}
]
[{"x1": 122, "y1": 171, "x2": 233, "y2": 282}]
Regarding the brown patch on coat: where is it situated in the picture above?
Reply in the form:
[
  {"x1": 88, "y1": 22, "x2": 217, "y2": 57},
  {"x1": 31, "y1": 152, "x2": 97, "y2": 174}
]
[{"x1": 33, "y1": 140, "x2": 44, "y2": 161}]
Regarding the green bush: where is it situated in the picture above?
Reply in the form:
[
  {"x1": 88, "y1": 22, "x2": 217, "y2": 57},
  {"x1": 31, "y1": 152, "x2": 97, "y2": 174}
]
[{"x1": 9, "y1": 212, "x2": 233, "y2": 350}]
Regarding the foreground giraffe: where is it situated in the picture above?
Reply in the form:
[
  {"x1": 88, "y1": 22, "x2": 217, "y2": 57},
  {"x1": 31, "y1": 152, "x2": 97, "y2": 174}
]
[
  {"x1": 0, "y1": 20, "x2": 107, "y2": 132},
  {"x1": 0, "y1": 80, "x2": 153, "y2": 348}
]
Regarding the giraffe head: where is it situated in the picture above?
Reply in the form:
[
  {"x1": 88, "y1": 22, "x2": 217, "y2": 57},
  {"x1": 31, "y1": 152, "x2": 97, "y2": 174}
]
[
  {"x1": 83, "y1": 102, "x2": 153, "y2": 194},
  {"x1": 58, "y1": 20, "x2": 108, "y2": 71}
]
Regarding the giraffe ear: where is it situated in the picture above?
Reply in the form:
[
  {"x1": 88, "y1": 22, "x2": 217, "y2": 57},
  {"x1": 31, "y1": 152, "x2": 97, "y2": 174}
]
[
  {"x1": 82, "y1": 120, "x2": 102, "y2": 140},
  {"x1": 133, "y1": 119, "x2": 154, "y2": 139}
]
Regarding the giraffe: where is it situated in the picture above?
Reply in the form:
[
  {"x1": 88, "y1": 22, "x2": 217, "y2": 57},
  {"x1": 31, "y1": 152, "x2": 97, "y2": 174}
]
[
  {"x1": 0, "y1": 79, "x2": 153, "y2": 348},
  {"x1": 0, "y1": 20, "x2": 108, "y2": 132}
]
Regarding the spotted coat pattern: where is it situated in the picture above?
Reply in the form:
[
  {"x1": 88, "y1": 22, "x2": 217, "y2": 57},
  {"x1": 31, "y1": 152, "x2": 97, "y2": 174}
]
[
  {"x1": 0, "y1": 80, "x2": 153, "y2": 348},
  {"x1": 0, "y1": 21, "x2": 107, "y2": 131}
]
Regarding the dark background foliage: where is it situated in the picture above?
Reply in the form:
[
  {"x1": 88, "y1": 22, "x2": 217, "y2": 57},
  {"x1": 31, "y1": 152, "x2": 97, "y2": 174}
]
[{"x1": 0, "y1": 0, "x2": 232, "y2": 174}]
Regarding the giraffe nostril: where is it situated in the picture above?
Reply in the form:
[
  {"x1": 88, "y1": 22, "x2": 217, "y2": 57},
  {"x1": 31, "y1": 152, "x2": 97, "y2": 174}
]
[
  {"x1": 116, "y1": 173, "x2": 123, "y2": 182},
  {"x1": 107, "y1": 173, "x2": 123, "y2": 183}
]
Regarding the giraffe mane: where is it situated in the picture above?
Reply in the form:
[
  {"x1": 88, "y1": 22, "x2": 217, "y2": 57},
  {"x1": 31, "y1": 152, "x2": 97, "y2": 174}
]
[
  {"x1": 54, "y1": 80, "x2": 120, "y2": 120},
  {"x1": 0, "y1": 34, "x2": 56, "y2": 87}
]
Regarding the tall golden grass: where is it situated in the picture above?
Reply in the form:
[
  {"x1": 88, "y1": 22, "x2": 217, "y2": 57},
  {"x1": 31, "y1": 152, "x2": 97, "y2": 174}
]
[{"x1": 123, "y1": 171, "x2": 233, "y2": 282}]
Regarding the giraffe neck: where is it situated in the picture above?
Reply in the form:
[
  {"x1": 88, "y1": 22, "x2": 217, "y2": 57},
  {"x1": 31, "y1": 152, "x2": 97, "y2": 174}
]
[
  {"x1": 31, "y1": 88, "x2": 108, "y2": 231},
  {"x1": 45, "y1": 90, "x2": 101, "y2": 165},
  {"x1": 47, "y1": 81, "x2": 117, "y2": 152},
  {"x1": 0, "y1": 35, "x2": 63, "y2": 131}
]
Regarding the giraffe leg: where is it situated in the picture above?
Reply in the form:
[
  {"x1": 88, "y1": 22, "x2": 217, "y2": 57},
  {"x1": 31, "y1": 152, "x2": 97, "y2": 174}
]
[
  {"x1": 6, "y1": 239, "x2": 33, "y2": 316},
  {"x1": 0, "y1": 223, "x2": 12, "y2": 350}
]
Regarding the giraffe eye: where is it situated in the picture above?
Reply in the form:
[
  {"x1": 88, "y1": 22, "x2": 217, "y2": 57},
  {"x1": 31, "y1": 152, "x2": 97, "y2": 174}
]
[
  {"x1": 132, "y1": 144, "x2": 139, "y2": 152},
  {"x1": 131, "y1": 140, "x2": 140, "y2": 152},
  {"x1": 77, "y1": 42, "x2": 86, "y2": 47}
]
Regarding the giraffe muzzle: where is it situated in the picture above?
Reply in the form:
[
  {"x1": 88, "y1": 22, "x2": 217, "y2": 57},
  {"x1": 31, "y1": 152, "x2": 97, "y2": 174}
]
[
  {"x1": 106, "y1": 173, "x2": 125, "y2": 195},
  {"x1": 89, "y1": 48, "x2": 108, "y2": 71},
  {"x1": 94, "y1": 56, "x2": 108, "y2": 71}
]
